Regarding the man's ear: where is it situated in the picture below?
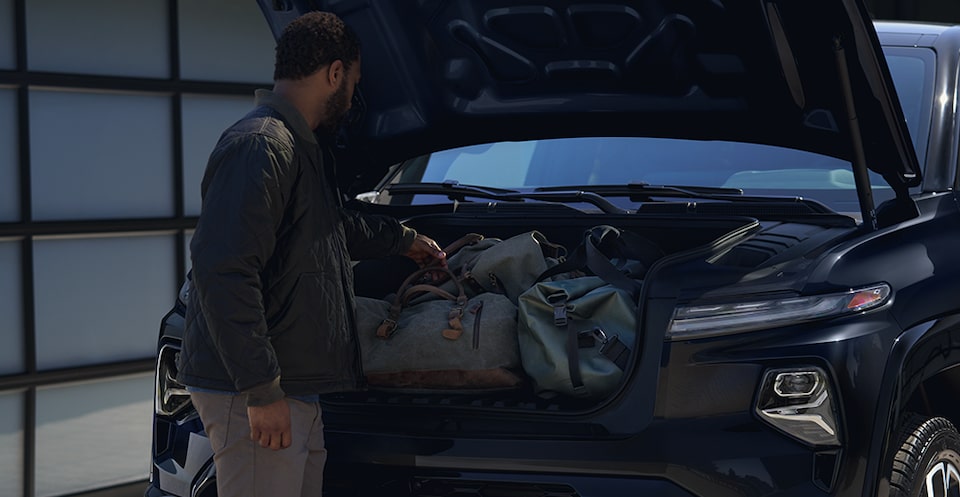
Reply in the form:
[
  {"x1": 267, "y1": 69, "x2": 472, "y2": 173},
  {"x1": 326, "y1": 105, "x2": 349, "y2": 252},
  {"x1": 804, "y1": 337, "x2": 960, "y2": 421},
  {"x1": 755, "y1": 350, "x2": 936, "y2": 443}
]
[{"x1": 327, "y1": 60, "x2": 344, "y2": 87}]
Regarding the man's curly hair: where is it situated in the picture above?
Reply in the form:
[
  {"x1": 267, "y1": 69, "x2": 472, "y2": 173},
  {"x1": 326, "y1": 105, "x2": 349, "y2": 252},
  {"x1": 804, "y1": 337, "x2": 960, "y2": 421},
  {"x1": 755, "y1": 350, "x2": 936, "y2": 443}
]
[{"x1": 274, "y1": 12, "x2": 361, "y2": 81}]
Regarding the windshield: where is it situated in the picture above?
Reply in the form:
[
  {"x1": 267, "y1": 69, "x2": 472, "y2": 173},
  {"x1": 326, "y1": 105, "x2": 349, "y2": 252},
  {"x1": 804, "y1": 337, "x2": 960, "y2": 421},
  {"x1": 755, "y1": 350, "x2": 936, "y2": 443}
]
[{"x1": 383, "y1": 47, "x2": 935, "y2": 218}]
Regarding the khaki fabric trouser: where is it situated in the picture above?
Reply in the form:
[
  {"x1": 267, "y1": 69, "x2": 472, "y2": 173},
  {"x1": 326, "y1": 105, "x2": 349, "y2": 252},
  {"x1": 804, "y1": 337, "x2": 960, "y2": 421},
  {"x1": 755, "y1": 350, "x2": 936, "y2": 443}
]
[{"x1": 190, "y1": 391, "x2": 327, "y2": 497}]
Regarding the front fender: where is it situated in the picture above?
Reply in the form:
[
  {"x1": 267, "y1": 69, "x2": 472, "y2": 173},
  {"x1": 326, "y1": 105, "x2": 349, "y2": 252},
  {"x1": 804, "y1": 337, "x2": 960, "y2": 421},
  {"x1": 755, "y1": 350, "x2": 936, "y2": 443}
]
[{"x1": 870, "y1": 313, "x2": 960, "y2": 497}]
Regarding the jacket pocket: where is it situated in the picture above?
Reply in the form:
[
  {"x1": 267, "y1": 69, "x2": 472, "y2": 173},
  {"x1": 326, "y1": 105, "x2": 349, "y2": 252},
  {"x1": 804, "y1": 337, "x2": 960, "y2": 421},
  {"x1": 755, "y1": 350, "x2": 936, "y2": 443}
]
[
  {"x1": 267, "y1": 270, "x2": 356, "y2": 382},
  {"x1": 266, "y1": 271, "x2": 324, "y2": 338}
]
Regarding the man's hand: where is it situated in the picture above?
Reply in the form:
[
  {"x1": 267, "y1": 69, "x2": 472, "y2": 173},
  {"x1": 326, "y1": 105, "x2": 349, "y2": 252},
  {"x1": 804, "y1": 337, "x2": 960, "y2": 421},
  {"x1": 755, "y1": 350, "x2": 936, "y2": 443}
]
[
  {"x1": 248, "y1": 398, "x2": 292, "y2": 450},
  {"x1": 404, "y1": 234, "x2": 447, "y2": 268}
]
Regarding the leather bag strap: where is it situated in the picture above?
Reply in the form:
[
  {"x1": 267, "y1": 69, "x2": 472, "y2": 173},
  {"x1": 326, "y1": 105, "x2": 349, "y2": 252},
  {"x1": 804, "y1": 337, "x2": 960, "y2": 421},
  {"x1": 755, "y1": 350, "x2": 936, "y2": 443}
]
[{"x1": 375, "y1": 265, "x2": 469, "y2": 340}]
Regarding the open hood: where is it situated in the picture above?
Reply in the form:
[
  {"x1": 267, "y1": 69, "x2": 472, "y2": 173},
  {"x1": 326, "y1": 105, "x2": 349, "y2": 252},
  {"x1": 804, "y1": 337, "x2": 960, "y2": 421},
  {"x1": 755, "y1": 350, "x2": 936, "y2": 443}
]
[{"x1": 257, "y1": 0, "x2": 920, "y2": 194}]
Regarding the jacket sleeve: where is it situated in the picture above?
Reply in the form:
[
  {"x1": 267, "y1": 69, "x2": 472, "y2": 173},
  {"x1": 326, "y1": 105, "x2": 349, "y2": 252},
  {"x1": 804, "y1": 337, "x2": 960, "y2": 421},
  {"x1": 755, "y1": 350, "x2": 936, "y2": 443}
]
[
  {"x1": 340, "y1": 208, "x2": 418, "y2": 260},
  {"x1": 189, "y1": 133, "x2": 294, "y2": 406}
]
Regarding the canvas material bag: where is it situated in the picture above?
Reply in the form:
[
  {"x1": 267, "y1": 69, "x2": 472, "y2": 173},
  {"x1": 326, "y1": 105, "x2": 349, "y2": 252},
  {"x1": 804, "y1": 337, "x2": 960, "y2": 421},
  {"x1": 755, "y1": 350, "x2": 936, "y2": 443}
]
[
  {"x1": 517, "y1": 276, "x2": 636, "y2": 399},
  {"x1": 516, "y1": 225, "x2": 660, "y2": 399},
  {"x1": 355, "y1": 266, "x2": 522, "y2": 391},
  {"x1": 537, "y1": 225, "x2": 663, "y2": 288},
  {"x1": 421, "y1": 230, "x2": 568, "y2": 305}
]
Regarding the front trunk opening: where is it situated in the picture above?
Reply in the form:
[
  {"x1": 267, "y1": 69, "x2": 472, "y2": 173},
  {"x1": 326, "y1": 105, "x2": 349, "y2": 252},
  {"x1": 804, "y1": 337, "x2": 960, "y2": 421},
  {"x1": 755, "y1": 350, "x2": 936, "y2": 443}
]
[{"x1": 339, "y1": 209, "x2": 758, "y2": 415}]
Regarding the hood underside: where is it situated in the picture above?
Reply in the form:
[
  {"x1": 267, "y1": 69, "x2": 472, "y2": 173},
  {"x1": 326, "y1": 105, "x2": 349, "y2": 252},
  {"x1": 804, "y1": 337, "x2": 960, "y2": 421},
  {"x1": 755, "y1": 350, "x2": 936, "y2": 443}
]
[{"x1": 258, "y1": 0, "x2": 921, "y2": 191}]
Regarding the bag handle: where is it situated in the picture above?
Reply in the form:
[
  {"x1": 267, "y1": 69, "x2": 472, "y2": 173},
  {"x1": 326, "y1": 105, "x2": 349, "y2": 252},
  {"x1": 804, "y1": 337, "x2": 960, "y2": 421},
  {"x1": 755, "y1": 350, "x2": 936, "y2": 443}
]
[
  {"x1": 582, "y1": 232, "x2": 642, "y2": 298},
  {"x1": 594, "y1": 226, "x2": 663, "y2": 270},
  {"x1": 536, "y1": 225, "x2": 661, "y2": 299},
  {"x1": 421, "y1": 233, "x2": 484, "y2": 271},
  {"x1": 531, "y1": 230, "x2": 567, "y2": 259},
  {"x1": 375, "y1": 265, "x2": 469, "y2": 340},
  {"x1": 443, "y1": 233, "x2": 484, "y2": 256},
  {"x1": 394, "y1": 266, "x2": 466, "y2": 304},
  {"x1": 409, "y1": 232, "x2": 484, "y2": 287}
]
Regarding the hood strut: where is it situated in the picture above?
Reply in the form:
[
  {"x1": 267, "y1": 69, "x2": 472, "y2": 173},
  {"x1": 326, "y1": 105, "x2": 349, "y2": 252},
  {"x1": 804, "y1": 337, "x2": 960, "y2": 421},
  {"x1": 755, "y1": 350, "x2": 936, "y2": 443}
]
[{"x1": 833, "y1": 37, "x2": 877, "y2": 231}]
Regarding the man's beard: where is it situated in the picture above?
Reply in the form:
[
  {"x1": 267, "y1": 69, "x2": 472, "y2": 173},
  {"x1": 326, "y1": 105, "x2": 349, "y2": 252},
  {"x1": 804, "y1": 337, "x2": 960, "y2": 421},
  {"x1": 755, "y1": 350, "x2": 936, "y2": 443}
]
[{"x1": 318, "y1": 81, "x2": 350, "y2": 137}]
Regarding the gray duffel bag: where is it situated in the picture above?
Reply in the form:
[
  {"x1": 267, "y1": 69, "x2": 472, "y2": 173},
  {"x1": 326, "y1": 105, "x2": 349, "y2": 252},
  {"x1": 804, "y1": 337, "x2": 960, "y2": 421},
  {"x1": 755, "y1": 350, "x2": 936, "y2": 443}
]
[{"x1": 355, "y1": 266, "x2": 522, "y2": 391}]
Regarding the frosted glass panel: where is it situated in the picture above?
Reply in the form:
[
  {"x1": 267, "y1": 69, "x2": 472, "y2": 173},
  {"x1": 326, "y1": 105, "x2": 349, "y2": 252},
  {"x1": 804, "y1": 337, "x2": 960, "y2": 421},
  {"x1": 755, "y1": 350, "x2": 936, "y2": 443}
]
[
  {"x1": 178, "y1": 0, "x2": 274, "y2": 82},
  {"x1": 34, "y1": 234, "x2": 176, "y2": 370},
  {"x1": 0, "y1": 241, "x2": 23, "y2": 375},
  {"x1": 36, "y1": 374, "x2": 152, "y2": 497},
  {"x1": 0, "y1": 391, "x2": 23, "y2": 497},
  {"x1": 0, "y1": 0, "x2": 14, "y2": 69},
  {"x1": 30, "y1": 90, "x2": 174, "y2": 221},
  {"x1": 184, "y1": 229, "x2": 194, "y2": 273},
  {"x1": 26, "y1": 0, "x2": 168, "y2": 77},
  {"x1": 181, "y1": 93, "x2": 254, "y2": 215},
  {"x1": 0, "y1": 89, "x2": 17, "y2": 222}
]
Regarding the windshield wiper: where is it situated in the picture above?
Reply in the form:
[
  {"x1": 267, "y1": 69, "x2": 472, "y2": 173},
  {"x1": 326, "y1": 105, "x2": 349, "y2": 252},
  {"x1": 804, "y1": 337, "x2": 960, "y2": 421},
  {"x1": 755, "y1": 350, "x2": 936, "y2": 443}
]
[
  {"x1": 385, "y1": 180, "x2": 523, "y2": 199},
  {"x1": 534, "y1": 182, "x2": 745, "y2": 199},
  {"x1": 384, "y1": 181, "x2": 834, "y2": 215},
  {"x1": 534, "y1": 182, "x2": 835, "y2": 213},
  {"x1": 383, "y1": 181, "x2": 630, "y2": 214}
]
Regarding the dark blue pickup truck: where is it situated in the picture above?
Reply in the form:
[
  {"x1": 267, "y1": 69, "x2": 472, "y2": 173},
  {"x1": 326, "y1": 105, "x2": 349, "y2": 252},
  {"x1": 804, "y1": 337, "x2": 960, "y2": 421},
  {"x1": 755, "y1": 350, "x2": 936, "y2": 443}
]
[{"x1": 147, "y1": 2, "x2": 960, "y2": 496}]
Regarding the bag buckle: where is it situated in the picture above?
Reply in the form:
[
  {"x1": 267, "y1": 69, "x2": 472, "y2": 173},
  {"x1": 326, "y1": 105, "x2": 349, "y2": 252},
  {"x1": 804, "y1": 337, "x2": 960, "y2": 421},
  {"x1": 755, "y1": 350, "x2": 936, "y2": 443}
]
[
  {"x1": 583, "y1": 327, "x2": 630, "y2": 370},
  {"x1": 547, "y1": 291, "x2": 568, "y2": 327},
  {"x1": 376, "y1": 318, "x2": 397, "y2": 339},
  {"x1": 578, "y1": 327, "x2": 611, "y2": 348}
]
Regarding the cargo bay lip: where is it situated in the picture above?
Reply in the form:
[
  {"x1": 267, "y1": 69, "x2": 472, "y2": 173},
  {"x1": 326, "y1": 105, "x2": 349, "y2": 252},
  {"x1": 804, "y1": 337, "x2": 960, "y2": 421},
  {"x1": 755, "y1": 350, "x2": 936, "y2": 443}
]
[{"x1": 257, "y1": 0, "x2": 921, "y2": 195}]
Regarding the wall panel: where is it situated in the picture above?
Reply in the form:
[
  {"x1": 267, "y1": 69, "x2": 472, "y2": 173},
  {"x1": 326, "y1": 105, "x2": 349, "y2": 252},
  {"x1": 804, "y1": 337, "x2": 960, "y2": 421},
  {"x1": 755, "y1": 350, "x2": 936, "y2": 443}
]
[
  {"x1": 29, "y1": 89, "x2": 174, "y2": 221},
  {"x1": 33, "y1": 234, "x2": 176, "y2": 370},
  {"x1": 178, "y1": 0, "x2": 273, "y2": 83},
  {"x1": 0, "y1": 241, "x2": 24, "y2": 376},
  {"x1": 0, "y1": 391, "x2": 24, "y2": 497},
  {"x1": 25, "y1": 0, "x2": 168, "y2": 78},
  {"x1": 35, "y1": 374, "x2": 152, "y2": 497},
  {"x1": 0, "y1": 0, "x2": 14, "y2": 69},
  {"x1": 0, "y1": 88, "x2": 18, "y2": 222}
]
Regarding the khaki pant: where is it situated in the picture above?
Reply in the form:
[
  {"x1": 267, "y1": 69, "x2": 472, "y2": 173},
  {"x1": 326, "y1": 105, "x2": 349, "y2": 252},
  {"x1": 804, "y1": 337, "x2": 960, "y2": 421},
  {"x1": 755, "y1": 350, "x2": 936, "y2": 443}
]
[{"x1": 190, "y1": 391, "x2": 327, "y2": 497}]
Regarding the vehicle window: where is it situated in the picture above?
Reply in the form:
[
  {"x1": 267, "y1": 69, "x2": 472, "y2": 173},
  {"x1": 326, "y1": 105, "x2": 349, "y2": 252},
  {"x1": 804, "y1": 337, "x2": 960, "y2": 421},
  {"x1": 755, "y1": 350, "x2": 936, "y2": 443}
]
[
  {"x1": 883, "y1": 47, "x2": 935, "y2": 171},
  {"x1": 423, "y1": 142, "x2": 535, "y2": 189}
]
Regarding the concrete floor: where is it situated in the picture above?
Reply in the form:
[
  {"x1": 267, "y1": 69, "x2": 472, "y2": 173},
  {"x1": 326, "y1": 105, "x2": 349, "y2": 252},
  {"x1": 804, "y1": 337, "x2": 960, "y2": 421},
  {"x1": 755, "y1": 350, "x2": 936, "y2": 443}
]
[{"x1": 68, "y1": 480, "x2": 148, "y2": 497}]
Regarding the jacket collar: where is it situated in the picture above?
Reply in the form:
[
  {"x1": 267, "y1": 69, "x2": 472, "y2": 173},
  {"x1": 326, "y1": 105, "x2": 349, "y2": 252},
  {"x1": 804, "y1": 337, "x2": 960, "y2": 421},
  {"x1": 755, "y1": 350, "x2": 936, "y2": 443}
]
[{"x1": 254, "y1": 89, "x2": 317, "y2": 145}]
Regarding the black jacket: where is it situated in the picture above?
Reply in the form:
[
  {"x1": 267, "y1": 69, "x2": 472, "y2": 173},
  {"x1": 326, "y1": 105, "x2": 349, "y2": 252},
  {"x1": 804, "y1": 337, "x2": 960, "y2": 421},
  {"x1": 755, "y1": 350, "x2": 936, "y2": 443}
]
[{"x1": 177, "y1": 90, "x2": 416, "y2": 406}]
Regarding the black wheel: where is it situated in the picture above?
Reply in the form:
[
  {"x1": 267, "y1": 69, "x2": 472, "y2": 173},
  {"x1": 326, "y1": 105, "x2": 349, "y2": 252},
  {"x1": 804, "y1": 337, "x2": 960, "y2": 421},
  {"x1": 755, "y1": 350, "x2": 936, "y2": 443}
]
[{"x1": 890, "y1": 414, "x2": 960, "y2": 497}]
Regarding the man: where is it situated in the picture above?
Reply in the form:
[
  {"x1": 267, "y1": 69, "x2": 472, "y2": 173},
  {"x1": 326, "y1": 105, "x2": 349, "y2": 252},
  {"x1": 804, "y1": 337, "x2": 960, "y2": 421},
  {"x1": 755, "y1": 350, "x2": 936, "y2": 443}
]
[{"x1": 176, "y1": 11, "x2": 446, "y2": 497}]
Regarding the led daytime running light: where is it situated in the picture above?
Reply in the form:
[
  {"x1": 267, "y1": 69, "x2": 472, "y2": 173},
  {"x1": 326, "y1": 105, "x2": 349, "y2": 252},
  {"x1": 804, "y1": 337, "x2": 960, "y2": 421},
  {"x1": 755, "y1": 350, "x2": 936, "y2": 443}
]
[
  {"x1": 155, "y1": 344, "x2": 191, "y2": 417},
  {"x1": 668, "y1": 284, "x2": 890, "y2": 339}
]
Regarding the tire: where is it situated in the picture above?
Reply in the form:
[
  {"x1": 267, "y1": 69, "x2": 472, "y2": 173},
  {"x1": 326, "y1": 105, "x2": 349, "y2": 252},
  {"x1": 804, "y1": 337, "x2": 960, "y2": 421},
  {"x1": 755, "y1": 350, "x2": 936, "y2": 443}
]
[{"x1": 890, "y1": 414, "x2": 960, "y2": 497}]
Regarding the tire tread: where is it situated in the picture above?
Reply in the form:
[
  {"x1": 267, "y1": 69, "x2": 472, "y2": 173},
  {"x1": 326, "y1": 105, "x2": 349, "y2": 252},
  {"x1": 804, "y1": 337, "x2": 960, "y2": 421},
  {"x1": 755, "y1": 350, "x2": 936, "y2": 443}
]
[{"x1": 890, "y1": 413, "x2": 959, "y2": 497}]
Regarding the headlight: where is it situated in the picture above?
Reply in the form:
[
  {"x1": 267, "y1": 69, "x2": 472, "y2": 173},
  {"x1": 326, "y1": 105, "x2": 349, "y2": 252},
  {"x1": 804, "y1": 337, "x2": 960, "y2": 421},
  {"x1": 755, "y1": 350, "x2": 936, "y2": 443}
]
[
  {"x1": 756, "y1": 367, "x2": 841, "y2": 447},
  {"x1": 155, "y1": 343, "x2": 191, "y2": 416},
  {"x1": 666, "y1": 283, "x2": 891, "y2": 340}
]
